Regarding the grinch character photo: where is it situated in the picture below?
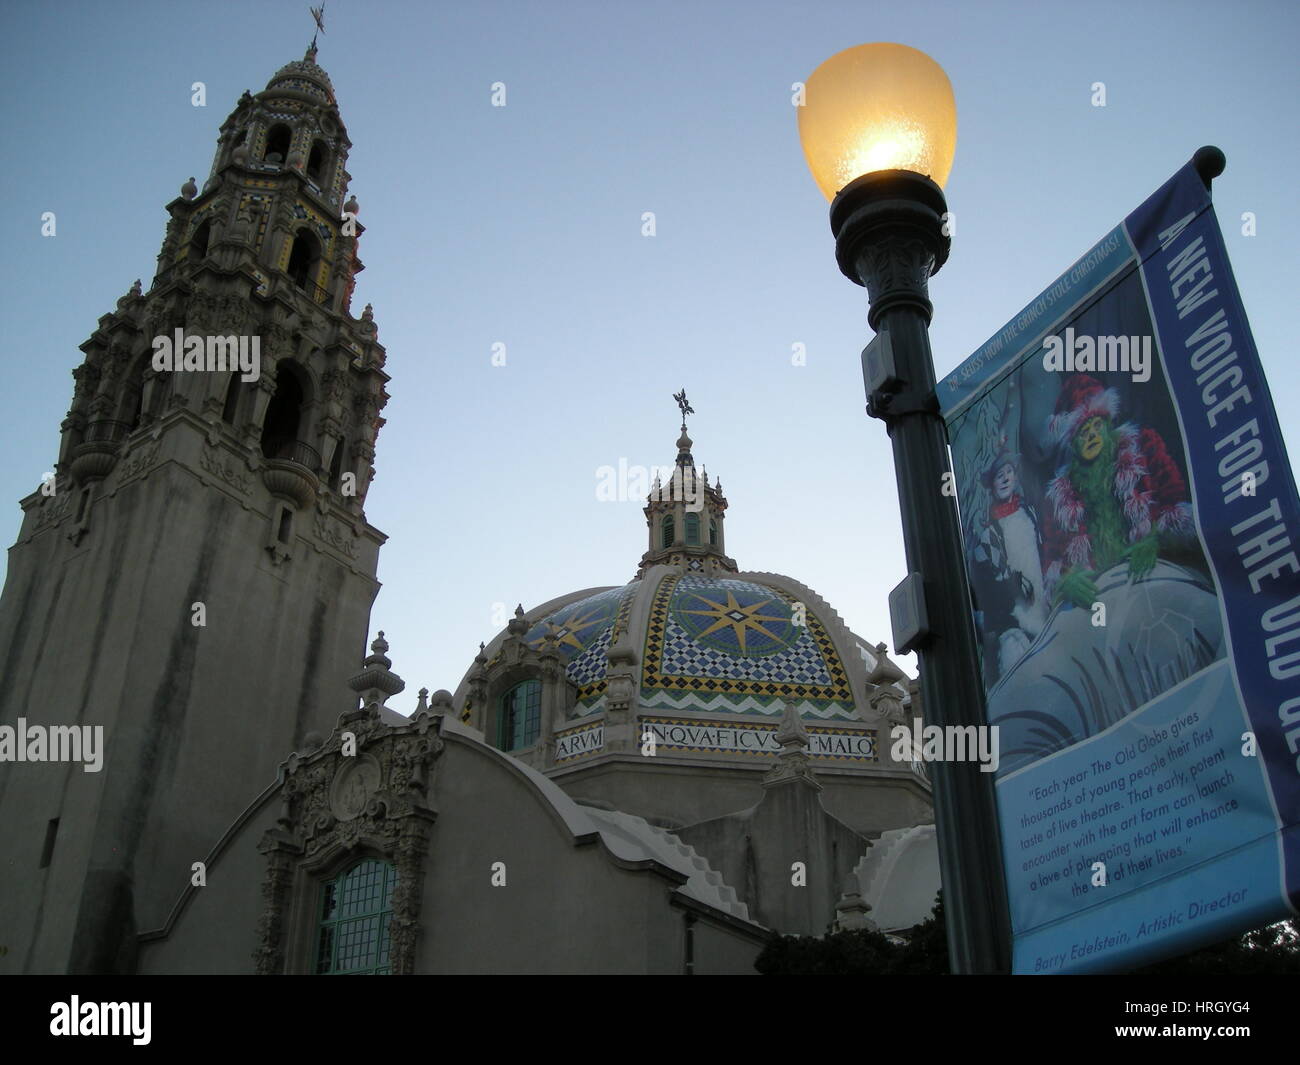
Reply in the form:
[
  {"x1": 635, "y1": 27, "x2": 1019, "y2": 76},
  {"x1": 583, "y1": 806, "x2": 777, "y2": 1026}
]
[
  {"x1": 976, "y1": 370, "x2": 1224, "y2": 775},
  {"x1": 1042, "y1": 374, "x2": 1196, "y2": 608}
]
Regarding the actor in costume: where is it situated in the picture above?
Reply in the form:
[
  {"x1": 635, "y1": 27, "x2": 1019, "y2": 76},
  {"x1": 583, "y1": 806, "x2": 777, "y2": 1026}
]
[
  {"x1": 1042, "y1": 374, "x2": 1194, "y2": 609},
  {"x1": 970, "y1": 445, "x2": 1048, "y2": 684}
]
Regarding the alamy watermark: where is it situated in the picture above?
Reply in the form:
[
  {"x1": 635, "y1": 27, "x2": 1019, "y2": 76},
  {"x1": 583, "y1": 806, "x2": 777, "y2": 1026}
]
[
  {"x1": 50, "y1": 997, "x2": 150, "y2": 1045},
  {"x1": 0, "y1": 719, "x2": 103, "y2": 772},
  {"x1": 1042, "y1": 327, "x2": 1151, "y2": 383},
  {"x1": 596, "y1": 460, "x2": 706, "y2": 510},
  {"x1": 151, "y1": 329, "x2": 261, "y2": 382},
  {"x1": 890, "y1": 717, "x2": 1000, "y2": 774}
]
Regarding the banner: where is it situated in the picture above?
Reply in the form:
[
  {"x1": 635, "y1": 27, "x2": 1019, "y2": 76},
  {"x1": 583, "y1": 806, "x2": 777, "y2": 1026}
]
[{"x1": 939, "y1": 157, "x2": 1300, "y2": 973}]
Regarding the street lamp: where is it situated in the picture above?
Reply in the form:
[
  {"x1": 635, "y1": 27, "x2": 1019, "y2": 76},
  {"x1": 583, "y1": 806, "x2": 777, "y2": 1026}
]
[{"x1": 798, "y1": 43, "x2": 1010, "y2": 974}]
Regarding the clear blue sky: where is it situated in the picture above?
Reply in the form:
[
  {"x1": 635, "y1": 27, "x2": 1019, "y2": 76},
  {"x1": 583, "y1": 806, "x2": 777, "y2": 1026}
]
[{"x1": 2, "y1": 0, "x2": 1296, "y2": 706}]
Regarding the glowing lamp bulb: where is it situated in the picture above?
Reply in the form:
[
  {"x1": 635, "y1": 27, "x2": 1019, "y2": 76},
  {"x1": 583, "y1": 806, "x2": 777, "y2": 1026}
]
[{"x1": 798, "y1": 42, "x2": 957, "y2": 200}]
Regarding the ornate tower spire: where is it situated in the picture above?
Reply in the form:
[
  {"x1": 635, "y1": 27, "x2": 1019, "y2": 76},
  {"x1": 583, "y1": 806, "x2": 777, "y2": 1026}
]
[
  {"x1": 0, "y1": 47, "x2": 393, "y2": 974},
  {"x1": 637, "y1": 393, "x2": 737, "y2": 578}
]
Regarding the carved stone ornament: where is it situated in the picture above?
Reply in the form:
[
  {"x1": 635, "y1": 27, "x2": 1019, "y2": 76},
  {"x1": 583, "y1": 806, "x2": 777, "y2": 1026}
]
[
  {"x1": 313, "y1": 512, "x2": 359, "y2": 559},
  {"x1": 255, "y1": 705, "x2": 444, "y2": 975},
  {"x1": 113, "y1": 444, "x2": 162, "y2": 484},
  {"x1": 198, "y1": 446, "x2": 252, "y2": 494},
  {"x1": 33, "y1": 488, "x2": 74, "y2": 532}
]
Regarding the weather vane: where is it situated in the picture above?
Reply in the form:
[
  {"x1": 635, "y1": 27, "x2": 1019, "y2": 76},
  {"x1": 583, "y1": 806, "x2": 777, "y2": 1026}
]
[
  {"x1": 309, "y1": 4, "x2": 327, "y2": 49},
  {"x1": 673, "y1": 388, "x2": 694, "y2": 432}
]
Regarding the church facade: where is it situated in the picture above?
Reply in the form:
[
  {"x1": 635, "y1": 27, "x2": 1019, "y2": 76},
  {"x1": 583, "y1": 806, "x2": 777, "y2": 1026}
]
[{"x1": 0, "y1": 47, "x2": 939, "y2": 975}]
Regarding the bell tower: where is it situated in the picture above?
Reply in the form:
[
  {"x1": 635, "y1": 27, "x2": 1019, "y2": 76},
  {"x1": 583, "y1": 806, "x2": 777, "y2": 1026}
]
[{"x1": 0, "y1": 45, "x2": 391, "y2": 973}]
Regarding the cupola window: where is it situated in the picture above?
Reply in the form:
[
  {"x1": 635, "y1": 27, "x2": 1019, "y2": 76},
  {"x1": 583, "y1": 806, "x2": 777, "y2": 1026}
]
[
  {"x1": 497, "y1": 679, "x2": 541, "y2": 752},
  {"x1": 221, "y1": 373, "x2": 243, "y2": 425},
  {"x1": 264, "y1": 124, "x2": 292, "y2": 166},
  {"x1": 261, "y1": 364, "x2": 306, "y2": 459},
  {"x1": 328, "y1": 435, "x2": 347, "y2": 490},
  {"x1": 709, "y1": 519, "x2": 718, "y2": 546},
  {"x1": 189, "y1": 220, "x2": 211, "y2": 261},
  {"x1": 307, "y1": 140, "x2": 329, "y2": 184},
  {"x1": 314, "y1": 858, "x2": 396, "y2": 975},
  {"x1": 685, "y1": 513, "x2": 700, "y2": 545},
  {"x1": 661, "y1": 514, "x2": 675, "y2": 548},
  {"x1": 286, "y1": 230, "x2": 321, "y2": 291}
]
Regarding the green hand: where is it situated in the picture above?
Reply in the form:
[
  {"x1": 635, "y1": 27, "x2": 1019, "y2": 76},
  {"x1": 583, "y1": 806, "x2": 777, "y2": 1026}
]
[
  {"x1": 1125, "y1": 534, "x2": 1159, "y2": 580},
  {"x1": 1055, "y1": 568, "x2": 1098, "y2": 610}
]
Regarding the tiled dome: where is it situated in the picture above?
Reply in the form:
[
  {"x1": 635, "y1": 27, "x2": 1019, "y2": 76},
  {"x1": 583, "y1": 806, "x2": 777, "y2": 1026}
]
[
  {"x1": 497, "y1": 569, "x2": 869, "y2": 723},
  {"x1": 265, "y1": 45, "x2": 336, "y2": 104}
]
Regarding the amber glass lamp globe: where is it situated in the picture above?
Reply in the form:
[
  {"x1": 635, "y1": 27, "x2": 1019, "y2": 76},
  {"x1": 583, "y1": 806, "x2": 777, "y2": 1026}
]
[{"x1": 798, "y1": 43, "x2": 957, "y2": 200}]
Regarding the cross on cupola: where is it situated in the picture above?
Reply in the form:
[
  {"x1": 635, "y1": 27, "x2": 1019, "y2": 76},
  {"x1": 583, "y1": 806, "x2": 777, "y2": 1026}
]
[{"x1": 635, "y1": 394, "x2": 738, "y2": 579}]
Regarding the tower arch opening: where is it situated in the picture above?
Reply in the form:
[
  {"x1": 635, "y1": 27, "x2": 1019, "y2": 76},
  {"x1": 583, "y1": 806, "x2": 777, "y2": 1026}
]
[
  {"x1": 307, "y1": 139, "x2": 329, "y2": 184},
  {"x1": 264, "y1": 124, "x2": 292, "y2": 165},
  {"x1": 261, "y1": 362, "x2": 309, "y2": 459},
  {"x1": 287, "y1": 230, "x2": 321, "y2": 291}
]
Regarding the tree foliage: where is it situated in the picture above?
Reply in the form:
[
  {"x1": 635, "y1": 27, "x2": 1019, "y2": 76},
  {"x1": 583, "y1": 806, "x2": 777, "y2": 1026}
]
[{"x1": 756, "y1": 893, "x2": 1300, "y2": 975}]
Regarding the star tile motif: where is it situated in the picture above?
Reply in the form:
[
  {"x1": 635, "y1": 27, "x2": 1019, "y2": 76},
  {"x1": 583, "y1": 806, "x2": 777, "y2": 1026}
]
[
  {"x1": 641, "y1": 575, "x2": 854, "y2": 717},
  {"x1": 676, "y1": 587, "x2": 793, "y2": 656}
]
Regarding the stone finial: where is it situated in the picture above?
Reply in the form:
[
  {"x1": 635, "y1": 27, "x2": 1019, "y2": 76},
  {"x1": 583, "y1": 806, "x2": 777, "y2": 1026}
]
[
  {"x1": 130, "y1": 279, "x2": 142, "y2": 298},
  {"x1": 361, "y1": 303, "x2": 374, "y2": 322},
  {"x1": 469, "y1": 642, "x2": 489, "y2": 680},
  {"x1": 232, "y1": 143, "x2": 250, "y2": 165},
  {"x1": 344, "y1": 195, "x2": 359, "y2": 216},
  {"x1": 507, "y1": 604, "x2": 529, "y2": 636},
  {"x1": 605, "y1": 633, "x2": 639, "y2": 716},
  {"x1": 347, "y1": 629, "x2": 405, "y2": 707},
  {"x1": 181, "y1": 176, "x2": 198, "y2": 201},
  {"x1": 416, "y1": 687, "x2": 429, "y2": 712},
  {"x1": 368, "y1": 631, "x2": 391, "y2": 666},
  {"x1": 833, "y1": 874, "x2": 877, "y2": 933},
  {"x1": 430, "y1": 689, "x2": 454, "y2": 712},
  {"x1": 775, "y1": 701, "x2": 809, "y2": 749},
  {"x1": 764, "y1": 701, "x2": 819, "y2": 788}
]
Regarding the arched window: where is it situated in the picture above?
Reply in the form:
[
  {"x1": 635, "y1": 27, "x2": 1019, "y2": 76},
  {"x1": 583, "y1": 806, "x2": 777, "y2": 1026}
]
[
  {"x1": 148, "y1": 372, "x2": 172, "y2": 421},
  {"x1": 122, "y1": 382, "x2": 143, "y2": 432},
  {"x1": 261, "y1": 363, "x2": 305, "y2": 458},
  {"x1": 661, "y1": 514, "x2": 674, "y2": 548},
  {"x1": 286, "y1": 230, "x2": 320, "y2": 290},
  {"x1": 221, "y1": 373, "x2": 243, "y2": 424},
  {"x1": 189, "y1": 220, "x2": 211, "y2": 261},
  {"x1": 264, "y1": 124, "x2": 292, "y2": 165},
  {"x1": 314, "y1": 858, "x2": 396, "y2": 975},
  {"x1": 685, "y1": 513, "x2": 700, "y2": 545},
  {"x1": 497, "y1": 678, "x2": 541, "y2": 752},
  {"x1": 328, "y1": 435, "x2": 347, "y2": 489},
  {"x1": 709, "y1": 519, "x2": 718, "y2": 546},
  {"x1": 307, "y1": 140, "x2": 329, "y2": 183}
]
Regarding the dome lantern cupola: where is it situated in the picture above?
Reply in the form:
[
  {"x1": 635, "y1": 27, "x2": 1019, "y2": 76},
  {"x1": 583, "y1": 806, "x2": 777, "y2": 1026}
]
[{"x1": 638, "y1": 391, "x2": 737, "y2": 579}]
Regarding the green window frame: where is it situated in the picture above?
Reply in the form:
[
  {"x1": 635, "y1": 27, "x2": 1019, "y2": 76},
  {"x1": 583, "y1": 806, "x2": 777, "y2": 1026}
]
[
  {"x1": 662, "y1": 514, "x2": 675, "y2": 548},
  {"x1": 314, "y1": 858, "x2": 396, "y2": 974},
  {"x1": 685, "y1": 513, "x2": 700, "y2": 545},
  {"x1": 498, "y1": 678, "x2": 542, "y2": 752},
  {"x1": 709, "y1": 519, "x2": 718, "y2": 545}
]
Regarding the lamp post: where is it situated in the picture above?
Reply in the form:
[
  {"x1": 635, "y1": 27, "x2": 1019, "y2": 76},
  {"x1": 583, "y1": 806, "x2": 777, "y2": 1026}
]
[{"x1": 798, "y1": 43, "x2": 1010, "y2": 973}]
